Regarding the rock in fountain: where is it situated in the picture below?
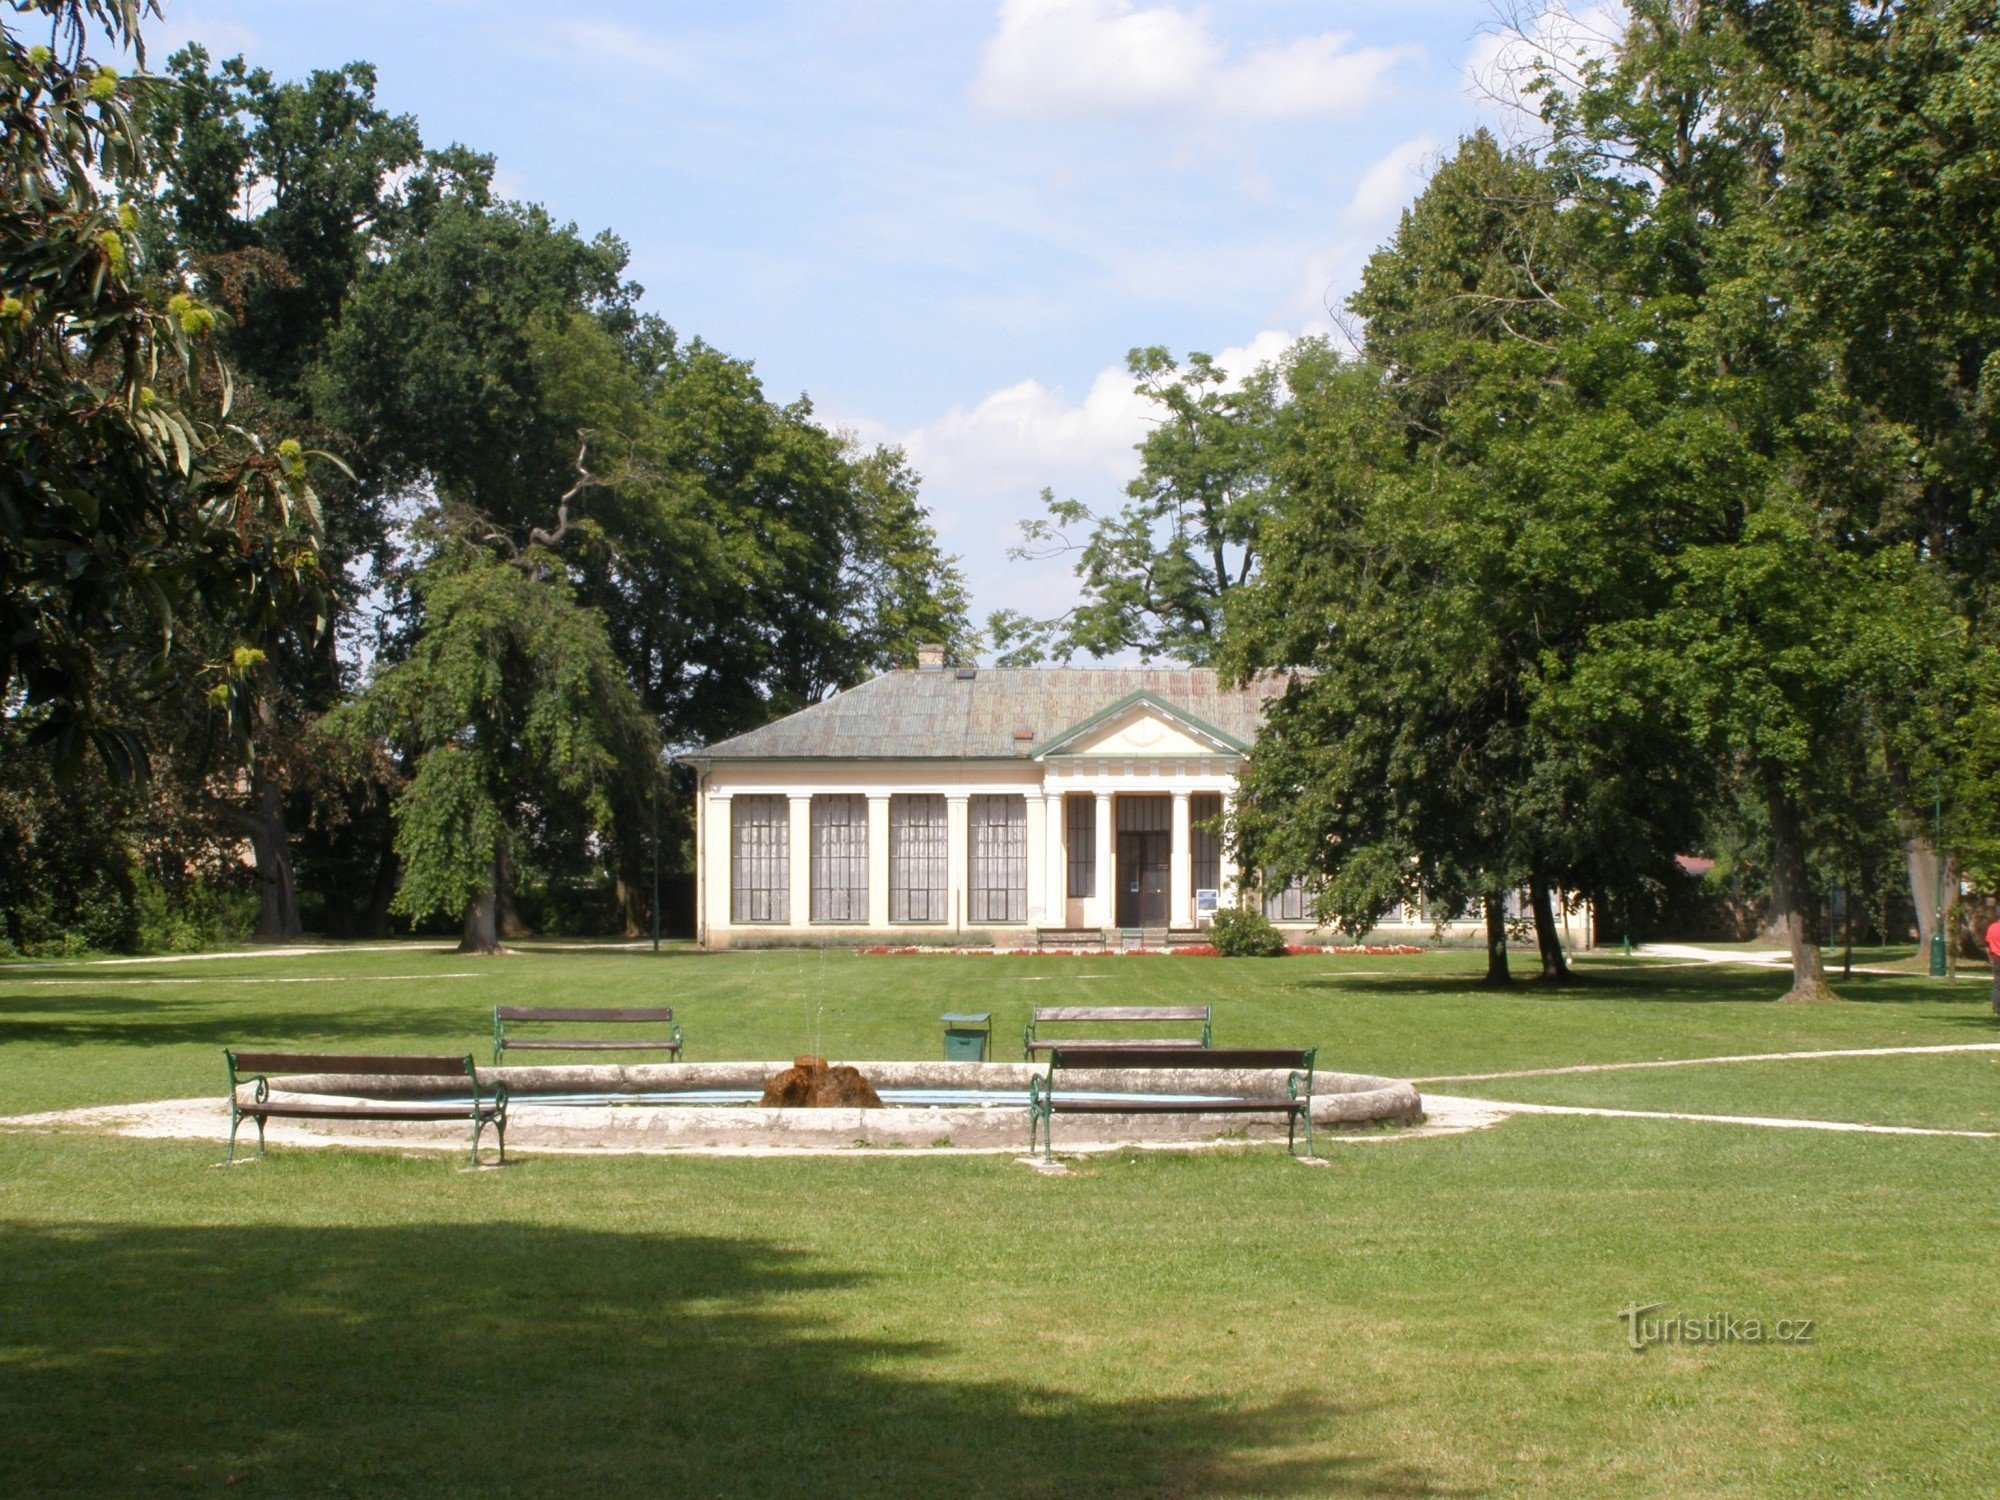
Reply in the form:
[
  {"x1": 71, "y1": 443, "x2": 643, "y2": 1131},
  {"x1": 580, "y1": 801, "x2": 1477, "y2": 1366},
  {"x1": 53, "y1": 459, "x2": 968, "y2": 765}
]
[{"x1": 758, "y1": 1056, "x2": 884, "y2": 1109}]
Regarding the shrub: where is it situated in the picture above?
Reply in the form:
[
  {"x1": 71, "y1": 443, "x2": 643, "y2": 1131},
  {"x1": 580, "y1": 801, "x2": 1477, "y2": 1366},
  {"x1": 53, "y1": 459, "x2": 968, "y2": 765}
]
[{"x1": 1208, "y1": 906, "x2": 1287, "y2": 957}]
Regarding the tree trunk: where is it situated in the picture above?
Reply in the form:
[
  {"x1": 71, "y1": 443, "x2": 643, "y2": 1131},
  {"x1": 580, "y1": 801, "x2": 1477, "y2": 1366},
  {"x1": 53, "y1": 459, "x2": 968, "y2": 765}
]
[
  {"x1": 1885, "y1": 743, "x2": 1943, "y2": 949},
  {"x1": 460, "y1": 865, "x2": 501, "y2": 955},
  {"x1": 1530, "y1": 878, "x2": 1570, "y2": 982},
  {"x1": 363, "y1": 841, "x2": 399, "y2": 938},
  {"x1": 494, "y1": 843, "x2": 532, "y2": 940},
  {"x1": 240, "y1": 774, "x2": 302, "y2": 941},
  {"x1": 615, "y1": 875, "x2": 646, "y2": 939},
  {"x1": 1482, "y1": 891, "x2": 1512, "y2": 988},
  {"x1": 1767, "y1": 786, "x2": 1835, "y2": 1001}
]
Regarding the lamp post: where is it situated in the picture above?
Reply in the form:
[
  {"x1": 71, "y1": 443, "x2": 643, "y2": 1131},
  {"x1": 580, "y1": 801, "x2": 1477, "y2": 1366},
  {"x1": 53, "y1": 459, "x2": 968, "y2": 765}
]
[{"x1": 651, "y1": 770, "x2": 661, "y2": 954}]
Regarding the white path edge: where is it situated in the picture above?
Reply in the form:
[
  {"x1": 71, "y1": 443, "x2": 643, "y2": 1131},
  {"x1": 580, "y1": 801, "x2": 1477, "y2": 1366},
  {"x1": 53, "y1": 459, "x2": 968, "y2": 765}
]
[
  {"x1": 1413, "y1": 1040, "x2": 2000, "y2": 1085},
  {"x1": 1425, "y1": 1094, "x2": 2000, "y2": 1140}
]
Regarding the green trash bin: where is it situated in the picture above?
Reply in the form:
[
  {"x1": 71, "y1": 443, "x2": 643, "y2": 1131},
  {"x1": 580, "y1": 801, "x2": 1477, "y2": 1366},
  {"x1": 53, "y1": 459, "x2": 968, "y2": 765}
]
[{"x1": 941, "y1": 1012, "x2": 991, "y2": 1062}]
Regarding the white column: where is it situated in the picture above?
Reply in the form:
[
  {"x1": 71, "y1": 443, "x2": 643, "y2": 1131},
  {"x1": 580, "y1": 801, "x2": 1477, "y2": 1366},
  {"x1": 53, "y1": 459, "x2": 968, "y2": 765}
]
[
  {"x1": 1026, "y1": 791, "x2": 1047, "y2": 926},
  {"x1": 1047, "y1": 790, "x2": 1069, "y2": 926},
  {"x1": 866, "y1": 793, "x2": 890, "y2": 930},
  {"x1": 1093, "y1": 789, "x2": 1115, "y2": 929},
  {"x1": 1170, "y1": 789, "x2": 1192, "y2": 929},
  {"x1": 946, "y1": 793, "x2": 970, "y2": 931},
  {"x1": 787, "y1": 792, "x2": 812, "y2": 929},
  {"x1": 705, "y1": 791, "x2": 733, "y2": 937},
  {"x1": 1219, "y1": 787, "x2": 1240, "y2": 908}
]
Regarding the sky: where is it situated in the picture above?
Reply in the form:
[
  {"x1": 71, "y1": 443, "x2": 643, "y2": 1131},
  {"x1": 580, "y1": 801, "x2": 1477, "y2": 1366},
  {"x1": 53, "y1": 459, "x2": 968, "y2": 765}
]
[{"x1": 137, "y1": 0, "x2": 1606, "y2": 641}]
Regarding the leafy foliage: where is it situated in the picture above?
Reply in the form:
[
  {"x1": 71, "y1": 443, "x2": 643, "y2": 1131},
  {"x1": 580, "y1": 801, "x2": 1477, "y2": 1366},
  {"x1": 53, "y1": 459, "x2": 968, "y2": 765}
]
[
  {"x1": 1, "y1": 1, "x2": 327, "y2": 779},
  {"x1": 991, "y1": 347, "x2": 1276, "y2": 665},
  {"x1": 1206, "y1": 905, "x2": 1287, "y2": 958}
]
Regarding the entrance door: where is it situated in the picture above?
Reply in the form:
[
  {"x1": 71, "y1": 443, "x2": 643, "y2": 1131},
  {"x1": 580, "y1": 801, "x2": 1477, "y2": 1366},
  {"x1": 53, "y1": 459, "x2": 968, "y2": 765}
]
[{"x1": 1116, "y1": 831, "x2": 1171, "y2": 927}]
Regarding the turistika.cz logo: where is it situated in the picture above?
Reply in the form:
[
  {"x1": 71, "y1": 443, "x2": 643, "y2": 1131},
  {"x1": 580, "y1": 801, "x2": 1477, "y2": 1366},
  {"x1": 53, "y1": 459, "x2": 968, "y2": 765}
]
[{"x1": 1617, "y1": 1302, "x2": 1815, "y2": 1352}]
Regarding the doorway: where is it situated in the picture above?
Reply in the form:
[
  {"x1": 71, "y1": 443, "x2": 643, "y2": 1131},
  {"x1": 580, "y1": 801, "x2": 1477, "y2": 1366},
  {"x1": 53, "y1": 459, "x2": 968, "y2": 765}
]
[{"x1": 1115, "y1": 795, "x2": 1172, "y2": 927}]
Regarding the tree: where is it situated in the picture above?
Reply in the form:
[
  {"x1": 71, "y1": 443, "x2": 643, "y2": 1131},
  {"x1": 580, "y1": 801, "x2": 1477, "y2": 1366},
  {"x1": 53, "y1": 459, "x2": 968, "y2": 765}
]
[
  {"x1": 1229, "y1": 135, "x2": 1710, "y2": 985},
  {"x1": 1523, "y1": 0, "x2": 1980, "y2": 996},
  {"x1": 321, "y1": 527, "x2": 658, "y2": 954},
  {"x1": 2, "y1": 0, "x2": 326, "y2": 782},
  {"x1": 991, "y1": 346, "x2": 1277, "y2": 665}
]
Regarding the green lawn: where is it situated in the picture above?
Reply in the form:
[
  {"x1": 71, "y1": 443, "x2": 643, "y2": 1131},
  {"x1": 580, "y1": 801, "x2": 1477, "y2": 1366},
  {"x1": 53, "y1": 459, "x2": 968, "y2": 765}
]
[{"x1": 3, "y1": 943, "x2": 1997, "y2": 1496}]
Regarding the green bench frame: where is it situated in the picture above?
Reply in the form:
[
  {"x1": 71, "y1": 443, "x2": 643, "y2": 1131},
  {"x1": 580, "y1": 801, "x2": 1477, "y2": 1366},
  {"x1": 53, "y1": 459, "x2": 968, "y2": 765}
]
[
  {"x1": 1022, "y1": 1004, "x2": 1211, "y2": 1059},
  {"x1": 1027, "y1": 1045, "x2": 1316, "y2": 1161},
  {"x1": 493, "y1": 1006, "x2": 684, "y2": 1065},
  {"x1": 223, "y1": 1050, "x2": 506, "y2": 1167}
]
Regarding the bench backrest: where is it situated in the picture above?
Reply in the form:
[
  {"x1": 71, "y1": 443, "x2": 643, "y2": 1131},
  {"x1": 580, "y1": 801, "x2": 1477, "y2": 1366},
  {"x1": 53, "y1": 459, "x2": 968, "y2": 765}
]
[
  {"x1": 1030, "y1": 1005, "x2": 1208, "y2": 1025},
  {"x1": 494, "y1": 1006, "x2": 675, "y2": 1023},
  {"x1": 1047, "y1": 1046, "x2": 1312, "y2": 1072},
  {"x1": 226, "y1": 1051, "x2": 475, "y2": 1078}
]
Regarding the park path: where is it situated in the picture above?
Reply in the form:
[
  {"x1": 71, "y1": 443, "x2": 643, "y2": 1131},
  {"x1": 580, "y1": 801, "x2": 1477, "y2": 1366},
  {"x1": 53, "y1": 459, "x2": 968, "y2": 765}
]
[
  {"x1": 1422, "y1": 1094, "x2": 2000, "y2": 1140},
  {"x1": 1412, "y1": 1040, "x2": 2000, "y2": 1086}
]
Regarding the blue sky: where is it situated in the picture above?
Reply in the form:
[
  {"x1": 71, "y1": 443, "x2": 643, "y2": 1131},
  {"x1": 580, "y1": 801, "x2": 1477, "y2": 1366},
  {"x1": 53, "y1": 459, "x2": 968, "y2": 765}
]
[{"x1": 143, "y1": 0, "x2": 1600, "y2": 634}]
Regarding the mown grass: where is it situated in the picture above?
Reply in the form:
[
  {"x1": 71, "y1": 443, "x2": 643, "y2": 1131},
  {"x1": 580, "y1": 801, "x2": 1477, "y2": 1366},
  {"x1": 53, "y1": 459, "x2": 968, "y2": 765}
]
[{"x1": 3, "y1": 942, "x2": 1997, "y2": 1496}]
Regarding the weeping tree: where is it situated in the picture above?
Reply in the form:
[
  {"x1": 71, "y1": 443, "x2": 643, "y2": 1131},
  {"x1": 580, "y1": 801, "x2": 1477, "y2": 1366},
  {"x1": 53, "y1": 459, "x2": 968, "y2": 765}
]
[{"x1": 322, "y1": 525, "x2": 658, "y2": 953}]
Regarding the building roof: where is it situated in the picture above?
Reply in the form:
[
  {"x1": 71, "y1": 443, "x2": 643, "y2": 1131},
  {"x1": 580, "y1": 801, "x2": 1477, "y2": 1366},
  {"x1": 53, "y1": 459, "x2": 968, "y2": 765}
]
[{"x1": 686, "y1": 667, "x2": 1294, "y2": 761}]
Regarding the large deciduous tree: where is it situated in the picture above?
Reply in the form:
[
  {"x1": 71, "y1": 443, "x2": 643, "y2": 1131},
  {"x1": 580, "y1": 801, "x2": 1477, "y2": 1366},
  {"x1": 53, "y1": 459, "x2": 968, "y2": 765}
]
[{"x1": 991, "y1": 346, "x2": 1277, "y2": 665}]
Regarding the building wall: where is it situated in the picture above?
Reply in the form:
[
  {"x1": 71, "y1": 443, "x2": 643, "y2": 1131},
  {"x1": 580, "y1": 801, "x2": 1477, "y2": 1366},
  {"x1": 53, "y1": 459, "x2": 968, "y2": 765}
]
[
  {"x1": 692, "y1": 755, "x2": 1595, "y2": 950},
  {"x1": 693, "y1": 756, "x2": 1243, "y2": 945}
]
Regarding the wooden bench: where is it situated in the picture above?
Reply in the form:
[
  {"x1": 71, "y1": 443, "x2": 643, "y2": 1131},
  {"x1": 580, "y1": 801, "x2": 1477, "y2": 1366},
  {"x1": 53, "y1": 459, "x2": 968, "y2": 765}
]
[
  {"x1": 1034, "y1": 928, "x2": 1107, "y2": 949},
  {"x1": 223, "y1": 1051, "x2": 506, "y2": 1166},
  {"x1": 1022, "y1": 1004, "x2": 1211, "y2": 1059},
  {"x1": 1027, "y1": 1045, "x2": 1317, "y2": 1160},
  {"x1": 493, "y1": 1006, "x2": 684, "y2": 1064}
]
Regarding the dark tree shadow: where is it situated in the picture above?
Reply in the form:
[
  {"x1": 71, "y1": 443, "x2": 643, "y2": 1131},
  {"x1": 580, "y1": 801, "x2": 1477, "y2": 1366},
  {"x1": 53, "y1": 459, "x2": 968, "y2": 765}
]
[
  {"x1": 1291, "y1": 965, "x2": 1953, "y2": 1007},
  {"x1": 0, "y1": 1220, "x2": 1460, "y2": 1498},
  {"x1": 0, "y1": 998, "x2": 473, "y2": 1052}
]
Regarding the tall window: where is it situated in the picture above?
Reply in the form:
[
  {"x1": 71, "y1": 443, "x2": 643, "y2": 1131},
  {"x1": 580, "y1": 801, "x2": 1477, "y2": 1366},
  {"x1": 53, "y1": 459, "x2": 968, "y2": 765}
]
[
  {"x1": 1190, "y1": 792, "x2": 1222, "y2": 892},
  {"x1": 809, "y1": 795, "x2": 867, "y2": 923},
  {"x1": 968, "y1": 794, "x2": 1027, "y2": 923},
  {"x1": 889, "y1": 795, "x2": 947, "y2": 923},
  {"x1": 731, "y1": 796, "x2": 789, "y2": 924},
  {"x1": 1066, "y1": 794, "x2": 1095, "y2": 899},
  {"x1": 1263, "y1": 872, "x2": 1311, "y2": 923},
  {"x1": 1116, "y1": 794, "x2": 1170, "y2": 832}
]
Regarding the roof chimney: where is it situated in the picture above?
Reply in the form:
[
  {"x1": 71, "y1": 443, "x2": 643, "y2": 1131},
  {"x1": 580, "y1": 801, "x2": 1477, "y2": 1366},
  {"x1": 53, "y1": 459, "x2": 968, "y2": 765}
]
[{"x1": 916, "y1": 643, "x2": 945, "y2": 672}]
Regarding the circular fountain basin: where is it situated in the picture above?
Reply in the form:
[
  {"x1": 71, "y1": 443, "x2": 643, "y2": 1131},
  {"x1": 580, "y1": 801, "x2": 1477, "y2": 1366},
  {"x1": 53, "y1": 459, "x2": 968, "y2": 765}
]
[{"x1": 250, "y1": 1060, "x2": 1423, "y2": 1155}]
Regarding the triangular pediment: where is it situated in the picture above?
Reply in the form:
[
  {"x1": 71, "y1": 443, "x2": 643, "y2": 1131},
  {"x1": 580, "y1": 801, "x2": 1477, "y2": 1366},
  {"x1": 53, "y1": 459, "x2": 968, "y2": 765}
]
[{"x1": 1036, "y1": 692, "x2": 1248, "y2": 759}]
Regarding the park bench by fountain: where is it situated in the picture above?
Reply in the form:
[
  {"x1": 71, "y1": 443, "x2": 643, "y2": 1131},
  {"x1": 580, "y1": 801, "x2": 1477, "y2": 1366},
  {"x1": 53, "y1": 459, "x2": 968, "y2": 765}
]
[
  {"x1": 1028, "y1": 1046, "x2": 1317, "y2": 1161},
  {"x1": 493, "y1": 1006, "x2": 684, "y2": 1064},
  {"x1": 222, "y1": 1051, "x2": 507, "y2": 1166},
  {"x1": 1022, "y1": 1004, "x2": 1211, "y2": 1058}
]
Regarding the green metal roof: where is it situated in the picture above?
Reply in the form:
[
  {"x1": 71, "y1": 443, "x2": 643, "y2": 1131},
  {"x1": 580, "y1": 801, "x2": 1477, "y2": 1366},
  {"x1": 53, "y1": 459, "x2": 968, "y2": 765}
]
[{"x1": 686, "y1": 667, "x2": 1292, "y2": 761}]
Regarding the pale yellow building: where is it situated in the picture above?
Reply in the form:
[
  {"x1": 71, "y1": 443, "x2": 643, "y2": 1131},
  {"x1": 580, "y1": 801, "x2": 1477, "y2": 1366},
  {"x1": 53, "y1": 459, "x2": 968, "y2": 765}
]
[{"x1": 683, "y1": 652, "x2": 1289, "y2": 947}]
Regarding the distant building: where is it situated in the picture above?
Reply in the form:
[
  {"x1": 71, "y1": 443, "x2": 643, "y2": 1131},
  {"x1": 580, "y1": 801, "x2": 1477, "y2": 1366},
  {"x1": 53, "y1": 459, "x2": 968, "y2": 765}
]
[{"x1": 681, "y1": 647, "x2": 1592, "y2": 949}]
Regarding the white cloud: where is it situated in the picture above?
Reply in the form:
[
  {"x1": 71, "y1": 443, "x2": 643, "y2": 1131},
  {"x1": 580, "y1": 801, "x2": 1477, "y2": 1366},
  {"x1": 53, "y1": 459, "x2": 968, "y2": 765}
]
[
  {"x1": 973, "y1": 0, "x2": 1417, "y2": 121},
  {"x1": 857, "y1": 328, "x2": 1314, "y2": 637},
  {"x1": 1342, "y1": 135, "x2": 1439, "y2": 232},
  {"x1": 143, "y1": 9, "x2": 259, "y2": 61},
  {"x1": 1467, "y1": 2, "x2": 1627, "y2": 122}
]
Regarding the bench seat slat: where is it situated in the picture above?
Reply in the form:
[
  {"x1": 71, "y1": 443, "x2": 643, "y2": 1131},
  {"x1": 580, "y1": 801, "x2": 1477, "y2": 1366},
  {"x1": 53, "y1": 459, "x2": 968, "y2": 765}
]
[
  {"x1": 499, "y1": 1038, "x2": 682, "y2": 1051},
  {"x1": 229, "y1": 1052, "x2": 471, "y2": 1077},
  {"x1": 241, "y1": 1102, "x2": 492, "y2": 1122},
  {"x1": 1050, "y1": 1046, "x2": 1311, "y2": 1071},
  {"x1": 1043, "y1": 1099, "x2": 1303, "y2": 1115},
  {"x1": 1025, "y1": 1038, "x2": 1205, "y2": 1053},
  {"x1": 495, "y1": 1007, "x2": 674, "y2": 1023},
  {"x1": 1031, "y1": 1006, "x2": 1208, "y2": 1023}
]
